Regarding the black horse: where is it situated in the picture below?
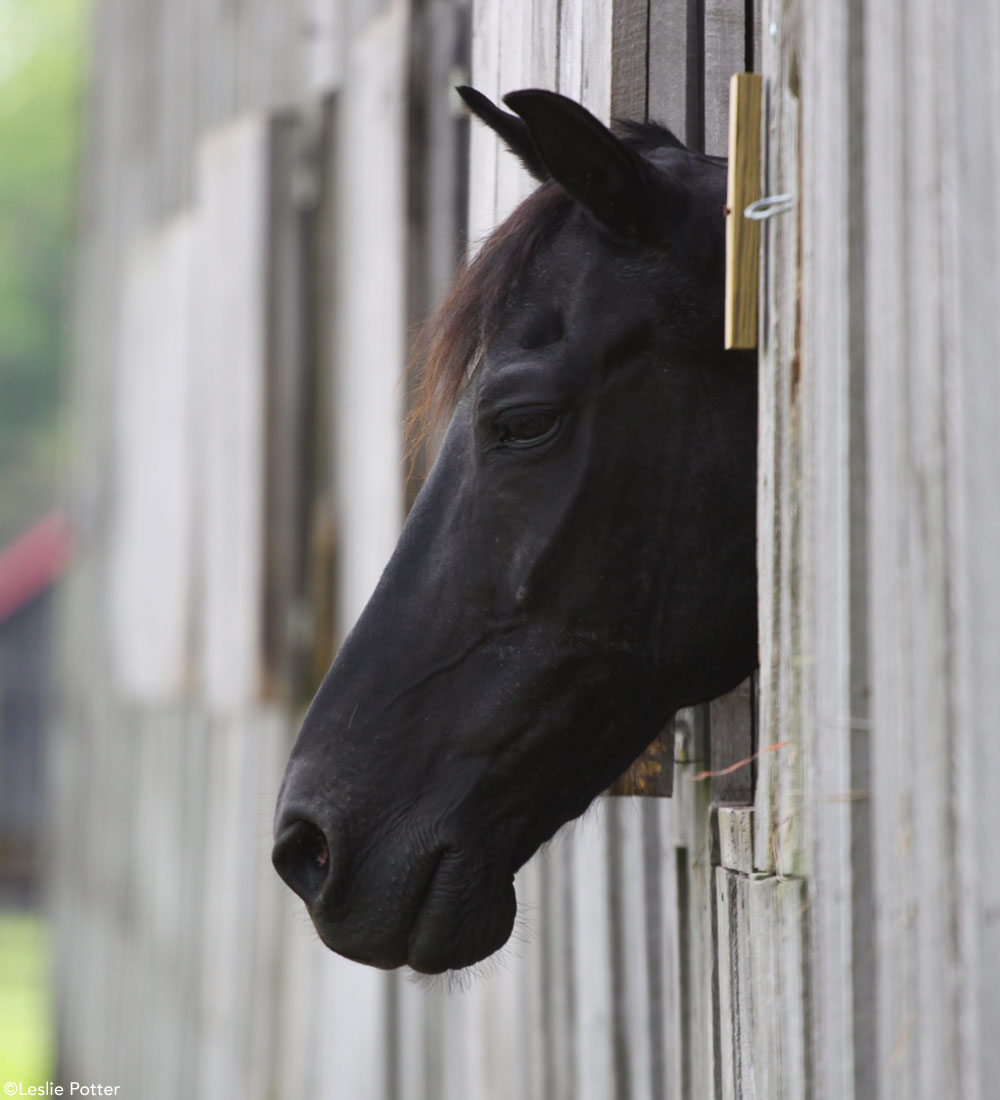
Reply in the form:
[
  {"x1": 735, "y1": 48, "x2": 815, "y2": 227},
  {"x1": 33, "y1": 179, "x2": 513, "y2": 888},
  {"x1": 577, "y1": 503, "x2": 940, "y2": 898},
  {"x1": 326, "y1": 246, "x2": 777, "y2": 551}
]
[{"x1": 273, "y1": 88, "x2": 757, "y2": 974}]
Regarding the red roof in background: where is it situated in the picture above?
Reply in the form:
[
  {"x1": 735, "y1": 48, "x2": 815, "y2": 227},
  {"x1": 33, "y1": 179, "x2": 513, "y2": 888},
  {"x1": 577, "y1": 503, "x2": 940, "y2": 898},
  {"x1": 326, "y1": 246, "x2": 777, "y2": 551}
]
[{"x1": 0, "y1": 511, "x2": 74, "y2": 624}]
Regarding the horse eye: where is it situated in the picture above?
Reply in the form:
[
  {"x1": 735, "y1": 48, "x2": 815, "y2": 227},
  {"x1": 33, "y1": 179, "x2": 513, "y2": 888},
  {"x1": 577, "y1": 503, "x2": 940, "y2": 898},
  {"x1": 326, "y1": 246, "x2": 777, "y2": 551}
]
[{"x1": 496, "y1": 409, "x2": 560, "y2": 446}]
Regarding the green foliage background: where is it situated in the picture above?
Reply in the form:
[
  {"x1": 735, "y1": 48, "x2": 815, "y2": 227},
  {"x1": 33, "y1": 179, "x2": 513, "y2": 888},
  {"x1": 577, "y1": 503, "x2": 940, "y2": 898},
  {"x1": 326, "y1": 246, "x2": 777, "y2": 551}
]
[
  {"x1": 0, "y1": 0, "x2": 85, "y2": 547},
  {"x1": 0, "y1": 912, "x2": 51, "y2": 1086}
]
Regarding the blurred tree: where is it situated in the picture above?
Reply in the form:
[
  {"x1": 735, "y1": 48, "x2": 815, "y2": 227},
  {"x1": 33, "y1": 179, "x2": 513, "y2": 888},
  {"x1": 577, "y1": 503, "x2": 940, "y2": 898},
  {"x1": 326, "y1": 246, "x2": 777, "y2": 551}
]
[{"x1": 0, "y1": 0, "x2": 85, "y2": 547}]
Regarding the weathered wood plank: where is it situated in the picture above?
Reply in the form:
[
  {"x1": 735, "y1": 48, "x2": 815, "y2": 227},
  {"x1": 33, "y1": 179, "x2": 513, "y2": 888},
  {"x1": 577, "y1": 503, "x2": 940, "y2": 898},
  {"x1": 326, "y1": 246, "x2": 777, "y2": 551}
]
[
  {"x1": 194, "y1": 115, "x2": 271, "y2": 711},
  {"x1": 313, "y1": 958, "x2": 391, "y2": 1100},
  {"x1": 708, "y1": 678, "x2": 755, "y2": 805},
  {"x1": 747, "y1": 875, "x2": 808, "y2": 1099},
  {"x1": 262, "y1": 115, "x2": 313, "y2": 700},
  {"x1": 753, "y1": 0, "x2": 802, "y2": 878},
  {"x1": 947, "y1": 6, "x2": 1000, "y2": 1095},
  {"x1": 196, "y1": 715, "x2": 264, "y2": 1098},
  {"x1": 540, "y1": 835, "x2": 576, "y2": 1100},
  {"x1": 703, "y1": 0, "x2": 746, "y2": 155},
  {"x1": 109, "y1": 214, "x2": 196, "y2": 702},
  {"x1": 863, "y1": 1, "x2": 983, "y2": 1095},
  {"x1": 611, "y1": 0, "x2": 650, "y2": 121},
  {"x1": 717, "y1": 806, "x2": 754, "y2": 874},
  {"x1": 652, "y1": 798, "x2": 684, "y2": 1099},
  {"x1": 332, "y1": 2, "x2": 407, "y2": 632},
  {"x1": 467, "y1": 0, "x2": 501, "y2": 249},
  {"x1": 557, "y1": 0, "x2": 585, "y2": 100},
  {"x1": 570, "y1": 803, "x2": 617, "y2": 1100},
  {"x1": 796, "y1": 0, "x2": 877, "y2": 1094},
  {"x1": 493, "y1": 0, "x2": 537, "y2": 221},
  {"x1": 581, "y1": 0, "x2": 614, "y2": 113},
  {"x1": 609, "y1": 800, "x2": 655, "y2": 1100},
  {"x1": 647, "y1": 0, "x2": 697, "y2": 140}
]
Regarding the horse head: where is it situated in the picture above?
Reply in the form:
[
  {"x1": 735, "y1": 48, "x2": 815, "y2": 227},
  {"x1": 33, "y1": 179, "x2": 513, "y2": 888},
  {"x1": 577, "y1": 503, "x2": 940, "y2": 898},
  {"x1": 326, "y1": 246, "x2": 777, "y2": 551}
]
[{"x1": 273, "y1": 89, "x2": 757, "y2": 973}]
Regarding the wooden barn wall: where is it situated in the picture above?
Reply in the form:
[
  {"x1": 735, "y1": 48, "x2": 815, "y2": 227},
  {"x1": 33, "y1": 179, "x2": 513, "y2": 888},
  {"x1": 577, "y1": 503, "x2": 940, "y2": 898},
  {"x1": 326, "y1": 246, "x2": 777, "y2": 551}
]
[
  {"x1": 55, "y1": 0, "x2": 1000, "y2": 1096},
  {"x1": 55, "y1": 2, "x2": 770, "y2": 1098},
  {"x1": 758, "y1": 1, "x2": 1000, "y2": 1098}
]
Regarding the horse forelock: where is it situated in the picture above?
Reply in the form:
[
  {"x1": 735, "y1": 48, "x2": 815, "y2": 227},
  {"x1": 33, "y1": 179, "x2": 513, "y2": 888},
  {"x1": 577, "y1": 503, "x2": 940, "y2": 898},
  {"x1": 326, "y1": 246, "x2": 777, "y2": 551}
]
[{"x1": 407, "y1": 183, "x2": 572, "y2": 445}]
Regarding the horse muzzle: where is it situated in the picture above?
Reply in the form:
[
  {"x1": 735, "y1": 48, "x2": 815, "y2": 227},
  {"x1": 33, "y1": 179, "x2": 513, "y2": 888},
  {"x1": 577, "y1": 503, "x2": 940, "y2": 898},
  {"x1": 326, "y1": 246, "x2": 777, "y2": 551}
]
[{"x1": 271, "y1": 803, "x2": 517, "y2": 973}]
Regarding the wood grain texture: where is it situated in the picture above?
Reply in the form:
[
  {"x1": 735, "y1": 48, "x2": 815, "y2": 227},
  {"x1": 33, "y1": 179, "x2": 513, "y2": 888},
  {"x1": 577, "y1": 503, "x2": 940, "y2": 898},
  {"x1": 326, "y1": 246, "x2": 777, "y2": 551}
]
[
  {"x1": 724, "y1": 73, "x2": 762, "y2": 350},
  {"x1": 647, "y1": 0, "x2": 696, "y2": 141},
  {"x1": 704, "y1": 0, "x2": 746, "y2": 155},
  {"x1": 946, "y1": 5, "x2": 1000, "y2": 1094},
  {"x1": 708, "y1": 677, "x2": 755, "y2": 804},
  {"x1": 753, "y1": 0, "x2": 803, "y2": 880},
  {"x1": 612, "y1": 0, "x2": 650, "y2": 121}
]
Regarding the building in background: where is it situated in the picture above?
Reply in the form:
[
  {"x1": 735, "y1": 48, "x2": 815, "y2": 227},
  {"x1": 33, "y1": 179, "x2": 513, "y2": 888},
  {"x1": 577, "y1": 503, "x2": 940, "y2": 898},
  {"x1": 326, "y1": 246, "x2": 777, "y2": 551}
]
[{"x1": 0, "y1": 512, "x2": 72, "y2": 901}]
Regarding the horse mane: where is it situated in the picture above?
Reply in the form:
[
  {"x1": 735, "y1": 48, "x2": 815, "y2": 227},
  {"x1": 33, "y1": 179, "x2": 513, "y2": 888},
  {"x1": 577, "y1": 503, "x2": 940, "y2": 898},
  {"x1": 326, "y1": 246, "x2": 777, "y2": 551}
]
[
  {"x1": 408, "y1": 182, "x2": 572, "y2": 442},
  {"x1": 407, "y1": 121, "x2": 683, "y2": 443}
]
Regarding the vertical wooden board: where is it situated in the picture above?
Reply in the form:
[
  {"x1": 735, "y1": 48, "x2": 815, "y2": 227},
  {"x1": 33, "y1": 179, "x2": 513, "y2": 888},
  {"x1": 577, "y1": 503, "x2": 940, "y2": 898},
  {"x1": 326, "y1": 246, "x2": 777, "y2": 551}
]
[
  {"x1": 948, "y1": 8, "x2": 1000, "y2": 1095},
  {"x1": 797, "y1": 2, "x2": 877, "y2": 1096},
  {"x1": 539, "y1": 834, "x2": 577, "y2": 1100},
  {"x1": 109, "y1": 214, "x2": 196, "y2": 703},
  {"x1": 263, "y1": 115, "x2": 315, "y2": 697},
  {"x1": 557, "y1": 0, "x2": 585, "y2": 99},
  {"x1": 747, "y1": 876, "x2": 808, "y2": 1099},
  {"x1": 194, "y1": 115, "x2": 271, "y2": 711},
  {"x1": 467, "y1": 0, "x2": 501, "y2": 249},
  {"x1": 177, "y1": 708, "x2": 210, "y2": 1099},
  {"x1": 862, "y1": 10, "x2": 915, "y2": 1092},
  {"x1": 653, "y1": 798, "x2": 683, "y2": 1100},
  {"x1": 154, "y1": 0, "x2": 196, "y2": 214},
  {"x1": 865, "y1": 3, "x2": 959, "y2": 1097},
  {"x1": 494, "y1": 1, "x2": 538, "y2": 222},
  {"x1": 394, "y1": 971, "x2": 434, "y2": 1100},
  {"x1": 407, "y1": 0, "x2": 470, "y2": 320},
  {"x1": 708, "y1": 678, "x2": 754, "y2": 804},
  {"x1": 669, "y1": 710, "x2": 718, "y2": 1100},
  {"x1": 333, "y1": 2, "x2": 407, "y2": 632},
  {"x1": 647, "y1": 0, "x2": 696, "y2": 138},
  {"x1": 272, "y1": 899, "x2": 324, "y2": 1100},
  {"x1": 753, "y1": 0, "x2": 801, "y2": 877},
  {"x1": 246, "y1": 709, "x2": 290, "y2": 1099},
  {"x1": 570, "y1": 802, "x2": 616, "y2": 1100},
  {"x1": 130, "y1": 711, "x2": 187, "y2": 1099},
  {"x1": 196, "y1": 714, "x2": 278, "y2": 1100},
  {"x1": 294, "y1": 0, "x2": 346, "y2": 98},
  {"x1": 434, "y1": 981, "x2": 472, "y2": 1100},
  {"x1": 195, "y1": 716, "x2": 249, "y2": 1098},
  {"x1": 313, "y1": 957, "x2": 392, "y2": 1100},
  {"x1": 461, "y1": 953, "x2": 526, "y2": 1100},
  {"x1": 717, "y1": 807, "x2": 754, "y2": 874},
  {"x1": 196, "y1": 0, "x2": 237, "y2": 130},
  {"x1": 531, "y1": 0, "x2": 561, "y2": 90},
  {"x1": 613, "y1": 800, "x2": 655, "y2": 1100},
  {"x1": 703, "y1": 0, "x2": 746, "y2": 155},
  {"x1": 581, "y1": 0, "x2": 614, "y2": 115},
  {"x1": 514, "y1": 856, "x2": 547, "y2": 1100},
  {"x1": 714, "y1": 869, "x2": 741, "y2": 1100},
  {"x1": 612, "y1": 0, "x2": 650, "y2": 121}
]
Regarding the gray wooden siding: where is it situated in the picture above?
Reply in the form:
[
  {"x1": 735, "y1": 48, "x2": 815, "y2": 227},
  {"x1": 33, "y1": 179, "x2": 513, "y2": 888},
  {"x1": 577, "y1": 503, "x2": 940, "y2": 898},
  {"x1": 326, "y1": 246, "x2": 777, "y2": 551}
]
[{"x1": 54, "y1": 0, "x2": 1000, "y2": 1097}]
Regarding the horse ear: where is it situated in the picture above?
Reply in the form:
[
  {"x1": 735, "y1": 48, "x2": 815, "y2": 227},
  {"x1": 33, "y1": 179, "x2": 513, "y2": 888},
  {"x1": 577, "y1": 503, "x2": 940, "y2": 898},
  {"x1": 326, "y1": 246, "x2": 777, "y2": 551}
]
[
  {"x1": 456, "y1": 86, "x2": 549, "y2": 183},
  {"x1": 502, "y1": 89, "x2": 650, "y2": 239}
]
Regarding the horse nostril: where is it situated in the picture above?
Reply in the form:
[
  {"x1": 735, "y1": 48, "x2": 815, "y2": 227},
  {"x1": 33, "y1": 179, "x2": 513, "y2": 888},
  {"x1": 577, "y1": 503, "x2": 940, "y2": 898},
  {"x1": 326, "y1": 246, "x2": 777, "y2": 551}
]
[{"x1": 271, "y1": 818, "x2": 333, "y2": 906}]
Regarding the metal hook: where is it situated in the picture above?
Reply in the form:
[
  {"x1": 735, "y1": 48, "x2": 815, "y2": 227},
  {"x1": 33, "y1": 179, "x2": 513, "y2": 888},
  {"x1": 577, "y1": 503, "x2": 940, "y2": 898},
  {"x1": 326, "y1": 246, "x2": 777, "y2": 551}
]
[{"x1": 744, "y1": 193, "x2": 795, "y2": 221}]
